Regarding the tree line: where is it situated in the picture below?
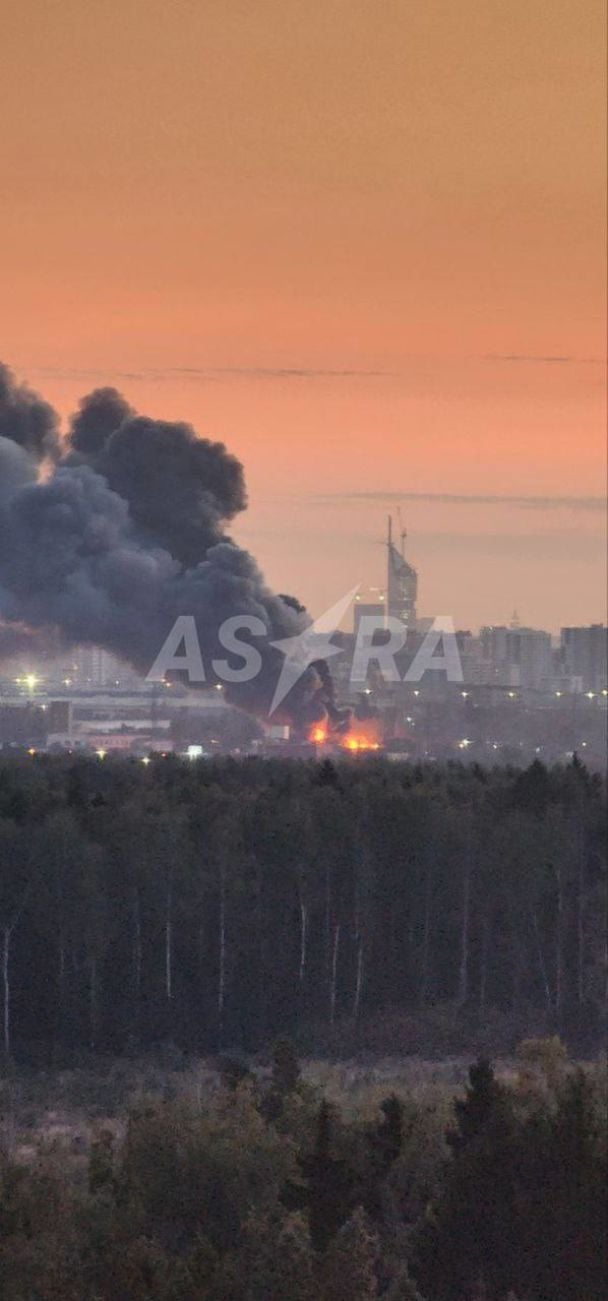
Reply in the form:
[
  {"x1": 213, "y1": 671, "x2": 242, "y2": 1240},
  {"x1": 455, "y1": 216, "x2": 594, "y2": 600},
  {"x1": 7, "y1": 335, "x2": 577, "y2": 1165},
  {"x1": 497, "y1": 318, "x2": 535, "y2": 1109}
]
[
  {"x1": 0, "y1": 752, "x2": 605, "y2": 1061},
  {"x1": 0, "y1": 1041, "x2": 605, "y2": 1299}
]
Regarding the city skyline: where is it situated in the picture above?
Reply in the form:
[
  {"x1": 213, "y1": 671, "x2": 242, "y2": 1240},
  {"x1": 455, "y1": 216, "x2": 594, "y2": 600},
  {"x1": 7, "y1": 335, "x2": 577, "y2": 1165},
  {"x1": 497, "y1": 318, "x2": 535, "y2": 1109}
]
[{"x1": 1, "y1": 0, "x2": 605, "y2": 630}]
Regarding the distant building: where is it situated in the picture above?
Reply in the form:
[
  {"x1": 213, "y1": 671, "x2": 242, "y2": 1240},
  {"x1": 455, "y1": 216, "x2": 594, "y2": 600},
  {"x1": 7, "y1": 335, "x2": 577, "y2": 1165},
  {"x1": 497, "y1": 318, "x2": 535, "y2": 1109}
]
[
  {"x1": 560, "y1": 625, "x2": 608, "y2": 692},
  {"x1": 58, "y1": 645, "x2": 139, "y2": 689},
  {"x1": 353, "y1": 594, "x2": 385, "y2": 638},
  {"x1": 386, "y1": 516, "x2": 418, "y2": 629},
  {"x1": 479, "y1": 625, "x2": 552, "y2": 690}
]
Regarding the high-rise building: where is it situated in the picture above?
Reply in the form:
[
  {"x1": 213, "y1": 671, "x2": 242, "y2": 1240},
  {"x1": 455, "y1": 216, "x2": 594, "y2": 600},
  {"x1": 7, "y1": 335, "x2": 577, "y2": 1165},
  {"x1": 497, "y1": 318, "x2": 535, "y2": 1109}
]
[
  {"x1": 353, "y1": 587, "x2": 386, "y2": 637},
  {"x1": 386, "y1": 516, "x2": 418, "y2": 629},
  {"x1": 560, "y1": 625, "x2": 608, "y2": 692},
  {"x1": 59, "y1": 645, "x2": 135, "y2": 688},
  {"x1": 479, "y1": 625, "x2": 552, "y2": 689}
]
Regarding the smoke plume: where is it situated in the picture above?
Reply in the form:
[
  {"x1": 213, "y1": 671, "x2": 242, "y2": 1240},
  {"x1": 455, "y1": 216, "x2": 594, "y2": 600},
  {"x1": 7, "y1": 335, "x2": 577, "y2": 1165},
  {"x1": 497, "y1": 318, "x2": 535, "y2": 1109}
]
[
  {"x1": 0, "y1": 363, "x2": 60, "y2": 463},
  {"x1": 0, "y1": 365, "x2": 335, "y2": 728}
]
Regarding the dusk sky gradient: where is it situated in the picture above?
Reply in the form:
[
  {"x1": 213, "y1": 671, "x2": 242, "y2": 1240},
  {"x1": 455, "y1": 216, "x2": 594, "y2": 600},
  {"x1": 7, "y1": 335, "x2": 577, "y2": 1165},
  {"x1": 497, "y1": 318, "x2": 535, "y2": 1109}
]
[{"x1": 2, "y1": 0, "x2": 606, "y2": 630}]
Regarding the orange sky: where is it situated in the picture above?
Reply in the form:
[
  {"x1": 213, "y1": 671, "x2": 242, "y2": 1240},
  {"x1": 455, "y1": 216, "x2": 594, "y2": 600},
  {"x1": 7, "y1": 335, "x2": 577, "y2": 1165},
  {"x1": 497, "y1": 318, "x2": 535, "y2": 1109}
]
[{"x1": 1, "y1": 0, "x2": 606, "y2": 630}]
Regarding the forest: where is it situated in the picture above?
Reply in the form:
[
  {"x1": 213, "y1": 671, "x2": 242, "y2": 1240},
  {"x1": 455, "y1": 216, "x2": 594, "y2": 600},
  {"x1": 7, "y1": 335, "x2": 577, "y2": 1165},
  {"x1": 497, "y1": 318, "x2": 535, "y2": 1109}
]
[
  {"x1": 0, "y1": 752, "x2": 605, "y2": 1062},
  {"x1": 0, "y1": 1041, "x2": 605, "y2": 1299}
]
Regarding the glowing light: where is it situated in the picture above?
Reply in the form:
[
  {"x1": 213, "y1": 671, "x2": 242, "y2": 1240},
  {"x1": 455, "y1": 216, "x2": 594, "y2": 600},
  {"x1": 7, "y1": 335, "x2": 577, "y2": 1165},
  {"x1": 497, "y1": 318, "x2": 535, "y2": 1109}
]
[
  {"x1": 310, "y1": 725, "x2": 327, "y2": 744},
  {"x1": 27, "y1": 747, "x2": 36, "y2": 756},
  {"x1": 508, "y1": 691, "x2": 516, "y2": 699},
  {"x1": 96, "y1": 749, "x2": 107, "y2": 760},
  {"x1": 342, "y1": 734, "x2": 380, "y2": 753},
  {"x1": 555, "y1": 691, "x2": 562, "y2": 698},
  {"x1": 459, "y1": 738, "x2": 471, "y2": 749},
  {"x1": 25, "y1": 673, "x2": 38, "y2": 692},
  {"x1": 586, "y1": 691, "x2": 595, "y2": 699},
  {"x1": 141, "y1": 756, "x2": 151, "y2": 766},
  {"x1": 461, "y1": 690, "x2": 469, "y2": 698},
  {"x1": 63, "y1": 678, "x2": 72, "y2": 686}
]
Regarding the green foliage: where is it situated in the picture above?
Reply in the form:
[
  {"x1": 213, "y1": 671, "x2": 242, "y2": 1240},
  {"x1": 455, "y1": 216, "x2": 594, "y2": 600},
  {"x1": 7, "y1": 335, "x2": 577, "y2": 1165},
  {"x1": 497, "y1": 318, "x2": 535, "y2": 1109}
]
[
  {"x1": 0, "y1": 1054, "x2": 604, "y2": 1300},
  {"x1": 0, "y1": 753, "x2": 604, "y2": 1062},
  {"x1": 320, "y1": 1206, "x2": 379, "y2": 1301},
  {"x1": 515, "y1": 1035, "x2": 568, "y2": 1092},
  {"x1": 271, "y1": 1036, "x2": 301, "y2": 1094},
  {"x1": 289, "y1": 1099, "x2": 357, "y2": 1253}
]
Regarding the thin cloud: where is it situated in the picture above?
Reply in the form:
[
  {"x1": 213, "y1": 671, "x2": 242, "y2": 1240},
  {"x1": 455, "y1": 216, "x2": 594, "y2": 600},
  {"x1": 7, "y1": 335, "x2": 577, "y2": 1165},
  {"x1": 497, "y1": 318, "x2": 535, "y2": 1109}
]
[
  {"x1": 483, "y1": 354, "x2": 602, "y2": 365},
  {"x1": 24, "y1": 365, "x2": 392, "y2": 383},
  {"x1": 318, "y1": 491, "x2": 606, "y2": 512}
]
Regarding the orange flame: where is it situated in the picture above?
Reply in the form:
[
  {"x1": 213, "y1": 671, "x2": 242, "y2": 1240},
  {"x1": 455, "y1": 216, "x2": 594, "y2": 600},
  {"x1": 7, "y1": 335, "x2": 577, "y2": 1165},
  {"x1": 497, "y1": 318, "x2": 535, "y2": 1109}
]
[
  {"x1": 340, "y1": 717, "x2": 381, "y2": 752},
  {"x1": 310, "y1": 723, "x2": 328, "y2": 744},
  {"x1": 308, "y1": 718, "x2": 381, "y2": 752}
]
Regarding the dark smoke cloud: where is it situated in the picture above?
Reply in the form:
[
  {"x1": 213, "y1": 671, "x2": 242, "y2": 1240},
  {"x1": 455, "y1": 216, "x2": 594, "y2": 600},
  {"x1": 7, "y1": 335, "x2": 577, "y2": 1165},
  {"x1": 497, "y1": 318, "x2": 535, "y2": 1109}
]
[
  {"x1": 69, "y1": 387, "x2": 134, "y2": 458},
  {"x1": 67, "y1": 392, "x2": 247, "y2": 567},
  {"x1": 0, "y1": 437, "x2": 36, "y2": 502},
  {"x1": 0, "y1": 367, "x2": 330, "y2": 728},
  {"x1": 0, "y1": 363, "x2": 60, "y2": 462}
]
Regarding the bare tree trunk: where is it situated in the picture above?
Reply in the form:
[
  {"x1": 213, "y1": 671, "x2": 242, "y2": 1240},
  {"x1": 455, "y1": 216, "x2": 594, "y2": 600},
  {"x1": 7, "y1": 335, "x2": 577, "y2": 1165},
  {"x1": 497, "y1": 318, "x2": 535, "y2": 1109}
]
[
  {"x1": 133, "y1": 889, "x2": 142, "y2": 1009},
  {"x1": 298, "y1": 898, "x2": 308, "y2": 985},
  {"x1": 457, "y1": 858, "x2": 471, "y2": 1006},
  {"x1": 353, "y1": 936, "x2": 364, "y2": 1021},
  {"x1": 531, "y1": 910, "x2": 552, "y2": 1011},
  {"x1": 1, "y1": 886, "x2": 31, "y2": 1060},
  {"x1": 218, "y1": 862, "x2": 226, "y2": 1039},
  {"x1": 58, "y1": 930, "x2": 66, "y2": 1037},
  {"x1": 89, "y1": 957, "x2": 98, "y2": 1050},
  {"x1": 329, "y1": 923, "x2": 340, "y2": 1026},
  {"x1": 419, "y1": 863, "x2": 433, "y2": 1004},
  {"x1": 479, "y1": 916, "x2": 490, "y2": 1012},
  {"x1": 555, "y1": 862, "x2": 564, "y2": 1014},
  {"x1": 2, "y1": 928, "x2": 10, "y2": 1059},
  {"x1": 324, "y1": 865, "x2": 332, "y2": 976},
  {"x1": 577, "y1": 823, "x2": 585, "y2": 1004},
  {"x1": 165, "y1": 876, "x2": 173, "y2": 1003}
]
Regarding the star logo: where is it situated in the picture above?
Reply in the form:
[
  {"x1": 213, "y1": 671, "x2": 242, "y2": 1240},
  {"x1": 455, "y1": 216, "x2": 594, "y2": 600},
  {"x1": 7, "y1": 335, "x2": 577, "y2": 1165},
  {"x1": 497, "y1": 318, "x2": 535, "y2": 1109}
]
[{"x1": 269, "y1": 586, "x2": 360, "y2": 716}]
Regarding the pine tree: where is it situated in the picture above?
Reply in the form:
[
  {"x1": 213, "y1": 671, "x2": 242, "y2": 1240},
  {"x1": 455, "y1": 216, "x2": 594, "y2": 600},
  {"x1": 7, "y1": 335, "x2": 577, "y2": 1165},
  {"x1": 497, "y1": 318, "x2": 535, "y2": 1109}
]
[
  {"x1": 447, "y1": 1058, "x2": 502, "y2": 1153},
  {"x1": 287, "y1": 1100, "x2": 356, "y2": 1253},
  {"x1": 413, "y1": 1059, "x2": 519, "y2": 1301},
  {"x1": 272, "y1": 1036, "x2": 301, "y2": 1094},
  {"x1": 237, "y1": 1210, "x2": 316, "y2": 1301},
  {"x1": 320, "y1": 1206, "x2": 379, "y2": 1301}
]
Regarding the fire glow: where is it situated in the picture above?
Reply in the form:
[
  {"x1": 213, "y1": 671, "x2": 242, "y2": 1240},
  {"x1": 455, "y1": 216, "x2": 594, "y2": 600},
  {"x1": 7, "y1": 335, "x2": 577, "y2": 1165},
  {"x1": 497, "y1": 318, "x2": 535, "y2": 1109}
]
[{"x1": 309, "y1": 720, "x2": 381, "y2": 753}]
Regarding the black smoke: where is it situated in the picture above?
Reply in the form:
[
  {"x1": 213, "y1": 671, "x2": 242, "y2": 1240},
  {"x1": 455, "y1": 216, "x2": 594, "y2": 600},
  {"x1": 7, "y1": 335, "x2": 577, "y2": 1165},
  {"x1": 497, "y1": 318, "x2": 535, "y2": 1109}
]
[
  {"x1": 68, "y1": 389, "x2": 247, "y2": 567},
  {"x1": 0, "y1": 363, "x2": 60, "y2": 463},
  {"x1": 0, "y1": 366, "x2": 338, "y2": 729}
]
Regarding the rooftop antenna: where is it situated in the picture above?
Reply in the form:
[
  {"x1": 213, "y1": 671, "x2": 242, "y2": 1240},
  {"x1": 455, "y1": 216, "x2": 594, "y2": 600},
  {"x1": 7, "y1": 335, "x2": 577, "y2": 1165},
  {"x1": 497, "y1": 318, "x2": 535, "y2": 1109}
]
[{"x1": 396, "y1": 505, "x2": 407, "y2": 558}]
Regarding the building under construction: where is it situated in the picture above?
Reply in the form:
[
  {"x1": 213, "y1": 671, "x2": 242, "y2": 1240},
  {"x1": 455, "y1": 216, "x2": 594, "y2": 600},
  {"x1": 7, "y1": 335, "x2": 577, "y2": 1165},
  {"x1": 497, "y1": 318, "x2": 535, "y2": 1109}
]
[{"x1": 386, "y1": 514, "x2": 418, "y2": 629}]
